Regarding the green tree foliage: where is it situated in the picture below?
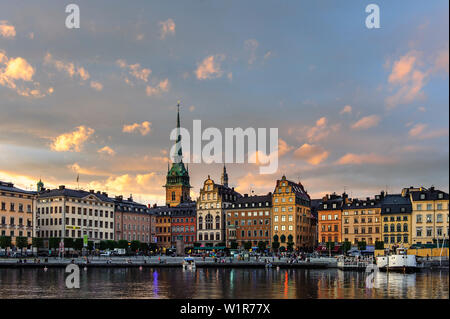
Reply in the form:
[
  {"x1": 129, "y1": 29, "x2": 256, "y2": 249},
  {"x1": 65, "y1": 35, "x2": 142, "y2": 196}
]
[{"x1": 15, "y1": 236, "x2": 28, "y2": 249}]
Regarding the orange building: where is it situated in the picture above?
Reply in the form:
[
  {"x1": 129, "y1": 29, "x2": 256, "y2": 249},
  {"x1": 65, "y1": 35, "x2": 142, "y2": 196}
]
[{"x1": 317, "y1": 193, "x2": 348, "y2": 245}]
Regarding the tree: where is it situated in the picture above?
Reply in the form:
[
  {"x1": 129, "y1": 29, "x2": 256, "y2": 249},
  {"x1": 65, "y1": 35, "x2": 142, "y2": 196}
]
[
  {"x1": 0, "y1": 236, "x2": 11, "y2": 249},
  {"x1": 326, "y1": 241, "x2": 335, "y2": 250},
  {"x1": 375, "y1": 241, "x2": 384, "y2": 250},
  {"x1": 279, "y1": 246, "x2": 286, "y2": 252},
  {"x1": 106, "y1": 240, "x2": 116, "y2": 250},
  {"x1": 230, "y1": 241, "x2": 238, "y2": 250},
  {"x1": 342, "y1": 240, "x2": 351, "y2": 254},
  {"x1": 117, "y1": 240, "x2": 128, "y2": 249},
  {"x1": 272, "y1": 241, "x2": 280, "y2": 252},
  {"x1": 243, "y1": 241, "x2": 252, "y2": 250},
  {"x1": 193, "y1": 242, "x2": 201, "y2": 248},
  {"x1": 64, "y1": 238, "x2": 74, "y2": 249},
  {"x1": 273, "y1": 235, "x2": 279, "y2": 243},
  {"x1": 74, "y1": 238, "x2": 83, "y2": 250},
  {"x1": 257, "y1": 241, "x2": 266, "y2": 252},
  {"x1": 49, "y1": 237, "x2": 61, "y2": 249},
  {"x1": 87, "y1": 241, "x2": 94, "y2": 251},
  {"x1": 287, "y1": 235, "x2": 293, "y2": 243},
  {"x1": 15, "y1": 237, "x2": 28, "y2": 250},
  {"x1": 287, "y1": 242, "x2": 294, "y2": 252},
  {"x1": 99, "y1": 240, "x2": 107, "y2": 250},
  {"x1": 358, "y1": 241, "x2": 367, "y2": 251},
  {"x1": 280, "y1": 235, "x2": 286, "y2": 243},
  {"x1": 130, "y1": 240, "x2": 140, "y2": 252},
  {"x1": 216, "y1": 242, "x2": 225, "y2": 247},
  {"x1": 32, "y1": 237, "x2": 43, "y2": 250}
]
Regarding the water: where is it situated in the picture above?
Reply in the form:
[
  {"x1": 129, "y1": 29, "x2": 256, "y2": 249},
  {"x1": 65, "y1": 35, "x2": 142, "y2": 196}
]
[{"x1": 0, "y1": 268, "x2": 448, "y2": 299}]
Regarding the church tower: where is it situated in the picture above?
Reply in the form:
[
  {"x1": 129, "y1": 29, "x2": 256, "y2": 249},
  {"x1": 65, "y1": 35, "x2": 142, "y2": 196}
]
[
  {"x1": 221, "y1": 165, "x2": 228, "y2": 187},
  {"x1": 164, "y1": 102, "x2": 191, "y2": 206}
]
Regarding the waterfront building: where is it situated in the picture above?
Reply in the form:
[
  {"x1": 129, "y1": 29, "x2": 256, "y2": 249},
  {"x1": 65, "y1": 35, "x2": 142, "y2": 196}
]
[
  {"x1": 405, "y1": 186, "x2": 449, "y2": 245},
  {"x1": 341, "y1": 196, "x2": 381, "y2": 245},
  {"x1": 271, "y1": 175, "x2": 315, "y2": 250},
  {"x1": 164, "y1": 103, "x2": 191, "y2": 207},
  {"x1": 35, "y1": 186, "x2": 115, "y2": 243},
  {"x1": 113, "y1": 195, "x2": 155, "y2": 243},
  {"x1": 225, "y1": 193, "x2": 272, "y2": 249},
  {"x1": 152, "y1": 207, "x2": 172, "y2": 250},
  {"x1": 317, "y1": 193, "x2": 348, "y2": 245},
  {"x1": 196, "y1": 167, "x2": 241, "y2": 246},
  {"x1": 380, "y1": 192, "x2": 412, "y2": 249},
  {"x1": 170, "y1": 201, "x2": 196, "y2": 247},
  {"x1": 0, "y1": 181, "x2": 35, "y2": 246}
]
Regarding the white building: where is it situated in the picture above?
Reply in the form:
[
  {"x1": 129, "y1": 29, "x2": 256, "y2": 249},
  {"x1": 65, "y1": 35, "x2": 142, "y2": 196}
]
[{"x1": 35, "y1": 186, "x2": 115, "y2": 243}]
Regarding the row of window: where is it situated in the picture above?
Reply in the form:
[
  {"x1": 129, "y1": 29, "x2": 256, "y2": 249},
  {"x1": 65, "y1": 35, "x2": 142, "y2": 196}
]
[
  {"x1": 0, "y1": 202, "x2": 32, "y2": 213},
  {"x1": 40, "y1": 197, "x2": 114, "y2": 208},
  {"x1": 416, "y1": 227, "x2": 448, "y2": 237},
  {"x1": 227, "y1": 211, "x2": 270, "y2": 217},
  {"x1": 198, "y1": 232, "x2": 221, "y2": 241},
  {"x1": 0, "y1": 216, "x2": 32, "y2": 226},
  {"x1": 227, "y1": 219, "x2": 270, "y2": 226},
  {"x1": 0, "y1": 230, "x2": 31, "y2": 237},
  {"x1": 37, "y1": 230, "x2": 114, "y2": 240},
  {"x1": 416, "y1": 213, "x2": 448, "y2": 223},
  {"x1": 415, "y1": 203, "x2": 446, "y2": 211},
  {"x1": 172, "y1": 226, "x2": 195, "y2": 232},
  {"x1": 343, "y1": 227, "x2": 380, "y2": 234}
]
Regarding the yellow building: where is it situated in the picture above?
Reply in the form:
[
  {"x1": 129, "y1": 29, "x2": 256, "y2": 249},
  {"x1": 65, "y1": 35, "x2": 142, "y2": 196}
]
[
  {"x1": 272, "y1": 176, "x2": 314, "y2": 250},
  {"x1": 342, "y1": 196, "x2": 381, "y2": 246},
  {"x1": 405, "y1": 187, "x2": 449, "y2": 245},
  {"x1": 0, "y1": 181, "x2": 35, "y2": 246},
  {"x1": 380, "y1": 193, "x2": 412, "y2": 249}
]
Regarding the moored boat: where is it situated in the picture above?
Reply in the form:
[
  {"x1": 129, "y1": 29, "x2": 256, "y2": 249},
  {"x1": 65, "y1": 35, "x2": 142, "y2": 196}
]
[
  {"x1": 376, "y1": 248, "x2": 418, "y2": 273},
  {"x1": 182, "y1": 257, "x2": 196, "y2": 270}
]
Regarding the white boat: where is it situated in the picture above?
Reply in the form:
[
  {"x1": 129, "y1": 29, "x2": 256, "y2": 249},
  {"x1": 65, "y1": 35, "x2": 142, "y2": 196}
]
[
  {"x1": 376, "y1": 248, "x2": 418, "y2": 272},
  {"x1": 182, "y1": 257, "x2": 196, "y2": 270}
]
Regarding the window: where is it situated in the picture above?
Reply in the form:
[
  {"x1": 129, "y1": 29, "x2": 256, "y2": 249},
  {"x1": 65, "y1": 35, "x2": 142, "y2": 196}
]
[
  {"x1": 437, "y1": 214, "x2": 443, "y2": 223},
  {"x1": 426, "y1": 215, "x2": 432, "y2": 223},
  {"x1": 417, "y1": 204, "x2": 422, "y2": 211},
  {"x1": 427, "y1": 204, "x2": 432, "y2": 210},
  {"x1": 416, "y1": 214, "x2": 422, "y2": 223},
  {"x1": 437, "y1": 203, "x2": 443, "y2": 210},
  {"x1": 426, "y1": 228, "x2": 432, "y2": 237}
]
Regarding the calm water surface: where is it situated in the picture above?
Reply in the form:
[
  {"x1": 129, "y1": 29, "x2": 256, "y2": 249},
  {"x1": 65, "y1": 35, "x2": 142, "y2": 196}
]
[{"x1": 0, "y1": 268, "x2": 448, "y2": 299}]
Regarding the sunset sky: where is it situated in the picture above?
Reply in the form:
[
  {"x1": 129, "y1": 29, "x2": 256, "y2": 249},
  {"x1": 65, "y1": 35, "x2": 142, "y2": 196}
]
[{"x1": 0, "y1": 0, "x2": 448, "y2": 205}]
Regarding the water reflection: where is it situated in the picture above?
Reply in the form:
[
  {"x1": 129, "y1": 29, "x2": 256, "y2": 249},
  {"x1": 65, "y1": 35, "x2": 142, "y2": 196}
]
[{"x1": 0, "y1": 268, "x2": 447, "y2": 299}]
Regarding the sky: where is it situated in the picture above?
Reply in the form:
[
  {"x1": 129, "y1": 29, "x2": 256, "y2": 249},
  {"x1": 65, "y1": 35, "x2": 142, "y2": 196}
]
[{"x1": 0, "y1": 0, "x2": 448, "y2": 205}]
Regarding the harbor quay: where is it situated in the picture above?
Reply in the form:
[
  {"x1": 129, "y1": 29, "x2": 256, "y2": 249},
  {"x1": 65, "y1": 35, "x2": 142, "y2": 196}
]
[{"x1": 0, "y1": 255, "x2": 334, "y2": 269}]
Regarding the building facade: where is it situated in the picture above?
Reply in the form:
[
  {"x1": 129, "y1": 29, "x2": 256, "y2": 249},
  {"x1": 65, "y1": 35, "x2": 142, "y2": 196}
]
[
  {"x1": 271, "y1": 176, "x2": 315, "y2": 250},
  {"x1": 317, "y1": 193, "x2": 348, "y2": 245},
  {"x1": 113, "y1": 195, "x2": 155, "y2": 243},
  {"x1": 380, "y1": 192, "x2": 412, "y2": 248},
  {"x1": 0, "y1": 181, "x2": 35, "y2": 246},
  {"x1": 225, "y1": 193, "x2": 272, "y2": 248},
  {"x1": 35, "y1": 186, "x2": 115, "y2": 243},
  {"x1": 196, "y1": 168, "x2": 241, "y2": 246},
  {"x1": 342, "y1": 197, "x2": 381, "y2": 245},
  {"x1": 407, "y1": 187, "x2": 449, "y2": 245},
  {"x1": 170, "y1": 202, "x2": 196, "y2": 247}
]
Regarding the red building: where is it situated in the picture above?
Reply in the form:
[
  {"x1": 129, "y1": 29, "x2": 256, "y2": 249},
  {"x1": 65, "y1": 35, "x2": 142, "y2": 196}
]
[{"x1": 171, "y1": 202, "x2": 196, "y2": 247}]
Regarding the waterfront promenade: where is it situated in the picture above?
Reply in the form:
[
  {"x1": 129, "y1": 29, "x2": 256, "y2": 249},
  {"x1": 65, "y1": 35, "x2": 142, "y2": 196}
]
[{"x1": 0, "y1": 256, "x2": 336, "y2": 269}]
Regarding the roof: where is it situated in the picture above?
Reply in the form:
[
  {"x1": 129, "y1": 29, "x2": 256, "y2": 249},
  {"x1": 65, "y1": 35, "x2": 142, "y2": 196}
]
[
  {"x1": 113, "y1": 196, "x2": 150, "y2": 214},
  {"x1": 380, "y1": 194, "x2": 412, "y2": 214},
  {"x1": 37, "y1": 187, "x2": 113, "y2": 202},
  {"x1": 229, "y1": 193, "x2": 272, "y2": 208},
  {"x1": 343, "y1": 197, "x2": 380, "y2": 209},
  {"x1": 410, "y1": 187, "x2": 449, "y2": 201},
  {"x1": 274, "y1": 176, "x2": 310, "y2": 204},
  {"x1": 0, "y1": 181, "x2": 36, "y2": 195},
  {"x1": 148, "y1": 201, "x2": 196, "y2": 216}
]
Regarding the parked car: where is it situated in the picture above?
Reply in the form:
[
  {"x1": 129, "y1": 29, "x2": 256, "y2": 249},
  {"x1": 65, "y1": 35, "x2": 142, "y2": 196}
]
[{"x1": 100, "y1": 251, "x2": 112, "y2": 257}]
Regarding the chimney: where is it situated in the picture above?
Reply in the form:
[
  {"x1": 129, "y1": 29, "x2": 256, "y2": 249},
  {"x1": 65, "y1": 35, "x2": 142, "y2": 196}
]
[
  {"x1": 59, "y1": 185, "x2": 65, "y2": 190},
  {"x1": 244, "y1": 194, "x2": 248, "y2": 197},
  {"x1": 147, "y1": 204, "x2": 151, "y2": 209},
  {"x1": 89, "y1": 190, "x2": 94, "y2": 193},
  {"x1": 102, "y1": 192, "x2": 108, "y2": 197}
]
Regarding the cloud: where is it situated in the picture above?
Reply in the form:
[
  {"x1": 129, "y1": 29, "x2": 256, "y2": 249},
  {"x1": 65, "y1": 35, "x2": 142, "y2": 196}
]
[
  {"x1": 336, "y1": 153, "x2": 392, "y2": 165},
  {"x1": 294, "y1": 143, "x2": 329, "y2": 165},
  {"x1": 418, "y1": 106, "x2": 426, "y2": 112},
  {"x1": 68, "y1": 163, "x2": 111, "y2": 177},
  {"x1": 50, "y1": 126, "x2": 95, "y2": 152},
  {"x1": 0, "y1": 50, "x2": 49, "y2": 98},
  {"x1": 159, "y1": 18, "x2": 176, "y2": 39},
  {"x1": 408, "y1": 123, "x2": 448, "y2": 140},
  {"x1": 245, "y1": 39, "x2": 259, "y2": 64},
  {"x1": 0, "y1": 21, "x2": 16, "y2": 38},
  {"x1": 264, "y1": 51, "x2": 272, "y2": 60},
  {"x1": 90, "y1": 81, "x2": 103, "y2": 91},
  {"x1": 351, "y1": 115, "x2": 380, "y2": 130},
  {"x1": 97, "y1": 146, "x2": 115, "y2": 156},
  {"x1": 189, "y1": 105, "x2": 195, "y2": 112},
  {"x1": 340, "y1": 105, "x2": 352, "y2": 115},
  {"x1": 116, "y1": 59, "x2": 151, "y2": 83},
  {"x1": 122, "y1": 121, "x2": 152, "y2": 136},
  {"x1": 195, "y1": 55, "x2": 225, "y2": 80},
  {"x1": 288, "y1": 116, "x2": 340, "y2": 144},
  {"x1": 385, "y1": 47, "x2": 448, "y2": 108},
  {"x1": 44, "y1": 53, "x2": 90, "y2": 81},
  {"x1": 235, "y1": 172, "x2": 275, "y2": 195},
  {"x1": 278, "y1": 138, "x2": 294, "y2": 157},
  {"x1": 146, "y1": 78, "x2": 170, "y2": 96}
]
